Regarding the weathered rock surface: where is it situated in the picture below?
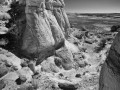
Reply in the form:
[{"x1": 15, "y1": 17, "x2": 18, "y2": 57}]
[
  {"x1": 56, "y1": 46, "x2": 75, "y2": 70},
  {"x1": 65, "y1": 40, "x2": 79, "y2": 53},
  {"x1": 19, "y1": 0, "x2": 71, "y2": 65},
  {"x1": 21, "y1": 10, "x2": 55, "y2": 61},
  {"x1": 99, "y1": 31, "x2": 120, "y2": 90},
  {"x1": 41, "y1": 56, "x2": 60, "y2": 73},
  {"x1": 52, "y1": 0, "x2": 70, "y2": 37},
  {"x1": 46, "y1": 10, "x2": 65, "y2": 50}
]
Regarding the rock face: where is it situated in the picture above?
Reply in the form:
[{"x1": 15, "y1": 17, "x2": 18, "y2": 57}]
[
  {"x1": 99, "y1": 31, "x2": 120, "y2": 90},
  {"x1": 45, "y1": 0, "x2": 70, "y2": 36},
  {"x1": 18, "y1": 0, "x2": 71, "y2": 66},
  {"x1": 52, "y1": 0, "x2": 70, "y2": 37},
  {"x1": 45, "y1": 10, "x2": 65, "y2": 50},
  {"x1": 21, "y1": 8, "x2": 55, "y2": 61}
]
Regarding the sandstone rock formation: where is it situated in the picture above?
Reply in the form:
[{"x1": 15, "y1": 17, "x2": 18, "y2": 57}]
[
  {"x1": 17, "y1": 0, "x2": 74, "y2": 69},
  {"x1": 20, "y1": 0, "x2": 55, "y2": 62},
  {"x1": 45, "y1": 9, "x2": 65, "y2": 50},
  {"x1": 52, "y1": 0, "x2": 70, "y2": 37}
]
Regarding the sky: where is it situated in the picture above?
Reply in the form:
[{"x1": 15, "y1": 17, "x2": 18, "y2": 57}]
[{"x1": 64, "y1": 0, "x2": 120, "y2": 13}]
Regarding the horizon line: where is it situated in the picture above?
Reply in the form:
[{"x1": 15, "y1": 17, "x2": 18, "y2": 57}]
[{"x1": 66, "y1": 12, "x2": 120, "y2": 14}]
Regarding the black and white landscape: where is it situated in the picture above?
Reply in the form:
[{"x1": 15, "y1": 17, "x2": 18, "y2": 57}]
[{"x1": 0, "y1": 0, "x2": 120, "y2": 90}]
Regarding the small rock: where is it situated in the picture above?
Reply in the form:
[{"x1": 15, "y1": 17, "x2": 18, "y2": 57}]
[
  {"x1": 59, "y1": 73, "x2": 64, "y2": 77},
  {"x1": 58, "y1": 83, "x2": 78, "y2": 90},
  {"x1": 75, "y1": 74, "x2": 81, "y2": 78},
  {"x1": 78, "y1": 61, "x2": 88, "y2": 68},
  {"x1": 21, "y1": 59, "x2": 28, "y2": 67},
  {"x1": 54, "y1": 57, "x2": 62, "y2": 67}
]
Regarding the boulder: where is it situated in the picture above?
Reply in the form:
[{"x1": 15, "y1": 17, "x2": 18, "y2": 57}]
[
  {"x1": 65, "y1": 40, "x2": 79, "y2": 53},
  {"x1": 58, "y1": 83, "x2": 78, "y2": 90},
  {"x1": 41, "y1": 56, "x2": 60, "y2": 73},
  {"x1": 56, "y1": 46, "x2": 74, "y2": 70},
  {"x1": 16, "y1": 67, "x2": 33, "y2": 82},
  {"x1": 71, "y1": 30, "x2": 84, "y2": 40}
]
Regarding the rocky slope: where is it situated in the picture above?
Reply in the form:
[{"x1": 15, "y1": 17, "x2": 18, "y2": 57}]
[
  {"x1": 99, "y1": 30, "x2": 120, "y2": 90},
  {"x1": 0, "y1": 30, "x2": 111, "y2": 90}
]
